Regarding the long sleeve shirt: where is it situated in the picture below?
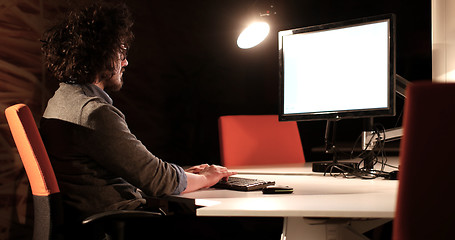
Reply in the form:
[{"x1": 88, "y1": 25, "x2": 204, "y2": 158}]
[{"x1": 40, "y1": 83, "x2": 187, "y2": 220}]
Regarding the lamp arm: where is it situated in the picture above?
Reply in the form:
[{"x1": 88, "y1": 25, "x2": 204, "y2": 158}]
[
  {"x1": 396, "y1": 74, "x2": 410, "y2": 98},
  {"x1": 362, "y1": 127, "x2": 403, "y2": 151},
  {"x1": 361, "y1": 74, "x2": 410, "y2": 151}
]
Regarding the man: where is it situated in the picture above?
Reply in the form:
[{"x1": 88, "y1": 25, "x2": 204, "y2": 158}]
[{"x1": 40, "y1": 1, "x2": 235, "y2": 224}]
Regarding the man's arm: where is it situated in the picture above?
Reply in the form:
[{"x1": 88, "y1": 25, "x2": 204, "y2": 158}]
[{"x1": 183, "y1": 165, "x2": 236, "y2": 193}]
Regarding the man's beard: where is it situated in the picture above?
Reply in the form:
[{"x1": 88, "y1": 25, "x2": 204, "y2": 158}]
[{"x1": 104, "y1": 69, "x2": 124, "y2": 92}]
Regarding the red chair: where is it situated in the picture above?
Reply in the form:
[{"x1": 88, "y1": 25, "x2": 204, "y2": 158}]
[
  {"x1": 5, "y1": 104, "x2": 162, "y2": 240},
  {"x1": 393, "y1": 82, "x2": 455, "y2": 240},
  {"x1": 218, "y1": 115, "x2": 305, "y2": 167}
]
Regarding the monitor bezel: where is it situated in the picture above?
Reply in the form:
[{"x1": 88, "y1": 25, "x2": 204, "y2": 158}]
[{"x1": 278, "y1": 14, "x2": 396, "y2": 122}]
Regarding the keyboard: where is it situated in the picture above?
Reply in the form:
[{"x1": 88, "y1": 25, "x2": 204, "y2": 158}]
[{"x1": 213, "y1": 176, "x2": 275, "y2": 191}]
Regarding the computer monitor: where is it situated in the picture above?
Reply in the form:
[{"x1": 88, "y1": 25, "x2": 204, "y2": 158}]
[{"x1": 278, "y1": 14, "x2": 396, "y2": 122}]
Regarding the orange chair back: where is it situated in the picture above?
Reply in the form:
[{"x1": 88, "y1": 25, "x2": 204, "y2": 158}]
[
  {"x1": 5, "y1": 104, "x2": 59, "y2": 196},
  {"x1": 218, "y1": 115, "x2": 305, "y2": 167},
  {"x1": 393, "y1": 82, "x2": 455, "y2": 240}
]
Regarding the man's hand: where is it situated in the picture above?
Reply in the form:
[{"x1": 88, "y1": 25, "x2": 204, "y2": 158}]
[
  {"x1": 185, "y1": 164, "x2": 209, "y2": 174},
  {"x1": 198, "y1": 164, "x2": 236, "y2": 188},
  {"x1": 183, "y1": 164, "x2": 236, "y2": 193}
]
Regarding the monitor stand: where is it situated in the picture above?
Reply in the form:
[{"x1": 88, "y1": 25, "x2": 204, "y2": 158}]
[
  {"x1": 312, "y1": 120, "x2": 359, "y2": 174},
  {"x1": 357, "y1": 118, "x2": 377, "y2": 178},
  {"x1": 312, "y1": 75, "x2": 409, "y2": 176}
]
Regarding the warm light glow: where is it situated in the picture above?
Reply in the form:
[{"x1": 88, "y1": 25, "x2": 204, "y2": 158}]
[
  {"x1": 446, "y1": 68, "x2": 455, "y2": 81},
  {"x1": 237, "y1": 22, "x2": 270, "y2": 49}
]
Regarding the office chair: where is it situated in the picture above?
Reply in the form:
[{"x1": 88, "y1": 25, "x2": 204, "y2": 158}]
[
  {"x1": 5, "y1": 104, "x2": 163, "y2": 240},
  {"x1": 393, "y1": 82, "x2": 455, "y2": 240},
  {"x1": 218, "y1": 115, "x2": 305, "y2": 167}
]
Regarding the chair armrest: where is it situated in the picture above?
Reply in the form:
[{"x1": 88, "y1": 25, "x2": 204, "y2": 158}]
[{"x1": 82, "y1": 210, "x2": 163, "y2": 225}]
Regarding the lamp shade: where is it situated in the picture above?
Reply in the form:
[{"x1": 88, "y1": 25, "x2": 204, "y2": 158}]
[{"x1": 237, "y1": 21, "x2": 270, "y2": 49}]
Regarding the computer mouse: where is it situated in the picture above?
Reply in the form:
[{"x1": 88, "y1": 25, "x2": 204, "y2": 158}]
[
  {"x1": 387, "y1": 170, "x2": 399, "y2": 180},
  {"x1": 262, "y1": 185, "x2": 293, "y2": 194}
]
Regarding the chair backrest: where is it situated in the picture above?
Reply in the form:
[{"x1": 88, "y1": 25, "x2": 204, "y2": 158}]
[
  {"x1": 393, "y1": 82, "x2": 455, "y2": 240},
  {"x1": 5, "y1": 104, "x2": 63, "y2": 240},
  {"x1": 218, "y1": 115, "x2": 305, "y2": 167}
]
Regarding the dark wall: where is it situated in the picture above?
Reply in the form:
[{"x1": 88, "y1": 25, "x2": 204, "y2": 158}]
[{"x1": 110, "y1": 0, "x2": 431, "y2": 165}]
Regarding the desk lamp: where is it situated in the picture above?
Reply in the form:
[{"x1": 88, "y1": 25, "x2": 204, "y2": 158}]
[{"x1": 237, "y1": 4, "x2": 276, "y2": 49}]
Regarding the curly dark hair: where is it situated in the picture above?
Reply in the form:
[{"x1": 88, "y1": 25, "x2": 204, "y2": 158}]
[{"x1": 41, "y1": 2, "x2": 134, "y2": 84}]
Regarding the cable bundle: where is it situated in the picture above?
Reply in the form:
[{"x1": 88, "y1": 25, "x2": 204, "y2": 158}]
[{"x1": 324, "y1": 123, "x2": 399, "y2": 179}]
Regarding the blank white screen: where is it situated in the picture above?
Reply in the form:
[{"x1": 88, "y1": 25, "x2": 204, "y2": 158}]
[{"x1": 282, "y1": 20, "x2": 389, "y2": 115}]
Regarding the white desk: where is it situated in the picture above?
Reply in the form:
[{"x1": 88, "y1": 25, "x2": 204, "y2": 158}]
[{"x1": 181, "y1": 157, "x2": 399, "y2": 240}]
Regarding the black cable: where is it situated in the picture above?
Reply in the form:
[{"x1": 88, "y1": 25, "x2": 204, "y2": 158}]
[{"x1": 326, "y1": 123, "x2": 400, "y2": 179}]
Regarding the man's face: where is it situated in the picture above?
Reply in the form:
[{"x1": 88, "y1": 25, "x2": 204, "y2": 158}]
[{"x1": 104, "y1": 48, "x2": 128, "y2": 92}]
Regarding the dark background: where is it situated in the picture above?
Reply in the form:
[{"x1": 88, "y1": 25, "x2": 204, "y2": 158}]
[
  {"x1": 0, "y1": 1, "x2": 430, "y2": 238},
  {"x1": 107, "y1": 0, "x2": 431, "y2": 167}
]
